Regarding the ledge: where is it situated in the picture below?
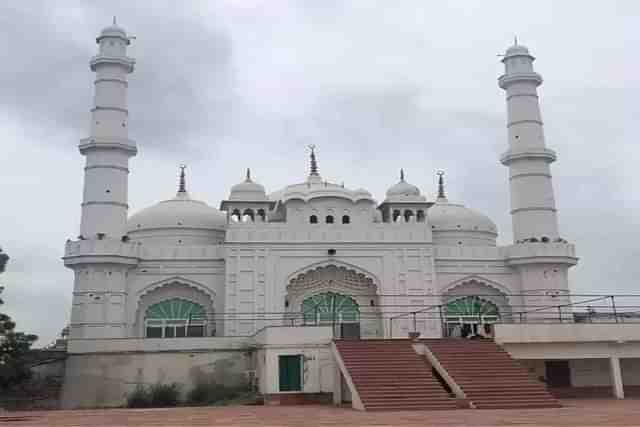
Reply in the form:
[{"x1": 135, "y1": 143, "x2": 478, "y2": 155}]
[
  {"x1": 495, "y1": 323, "x2": 640, "y2": 344},
  {"x1": 504, "y1": 242, "x2": 578, "y2": 266}
]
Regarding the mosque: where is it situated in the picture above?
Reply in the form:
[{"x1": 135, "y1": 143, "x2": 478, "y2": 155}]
[{"x1": 60, "y1": 22, "x2": 639, "y2": 410}]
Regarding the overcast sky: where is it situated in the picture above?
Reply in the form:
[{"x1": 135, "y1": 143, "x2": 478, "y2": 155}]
[{"x1": 1, "y1": 1, "x2": 638, "y2": 346}]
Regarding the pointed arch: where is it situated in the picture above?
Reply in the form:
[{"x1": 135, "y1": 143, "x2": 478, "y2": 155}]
[
  {"x1": 134, "y1": 276, "x2": 216, "y2": 338},
  {"x1": 286, "y1": 260, "x2": 380, "y2": 289}
]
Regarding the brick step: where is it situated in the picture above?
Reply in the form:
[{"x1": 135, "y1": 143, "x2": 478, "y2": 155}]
[
  {"x1": 357, "y1": 383, "x2": 446, "y2": 389},
  {"x1": 363, "y1": 395, "x2": 453, "y2": 402},
  {"x1": 460, "y1": 384, "x2": 548, "y2": 391},
  {"x1": 448, "y1": 374, "x2": 535, "y2": 380},
  {"x1": 346, "y1": 370, "x2": 434, "y2": 376},
  {"x1": 354, "y1": 381, "x2": 441, "y2": 387},
  {"x1": 467, "y1": 391, "x2": 556, "y2": 398},
  {"x1": 366, "y1": 403, "x2": 456, "y2": 411},
  {"x1": 474, "y1": 401, "x2": 561, "y2": 409},
  {"x1": 359, "y1": 388, "x2": 450, "y2": 396}
]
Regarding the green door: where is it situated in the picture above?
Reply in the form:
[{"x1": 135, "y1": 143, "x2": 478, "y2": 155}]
[{"x1": 279, "y1": 355, "x2": 302, "y2": 392}]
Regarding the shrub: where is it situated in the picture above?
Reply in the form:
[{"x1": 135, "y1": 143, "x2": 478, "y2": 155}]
[
  {"x1": 126, "y1": 384, "x2": 151, "y2": 408},
  {"x1": 150, "y1": 383, "x2": 181, "y2": 407},
  {"x1": 187, "y1": 381, "x2": 250, "y2": 406},
  {"x1": 126, "y1": 383, "x2": 181, "y2": 408}
]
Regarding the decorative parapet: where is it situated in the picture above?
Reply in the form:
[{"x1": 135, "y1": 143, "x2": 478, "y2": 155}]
[
  {"x1": 67, "y1": 336, "x2": 248, "y2": 354},
  {"x1": 64, "y1": 239, "x2": 225, "y2": 265},
  {"x1": 225, "y1": 223, "x2": 432, "y2": 243},
  {"x1": 504, "y1": 242, "x2": 577, "y2": 266},
  {"x1": 434, "y1": 246, "x2": 505, "y2": 260}
]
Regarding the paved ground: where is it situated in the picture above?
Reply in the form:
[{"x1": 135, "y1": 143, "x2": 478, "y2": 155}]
[{"x1": 1, "y1": 399, "x2": 639, "y2": 426}]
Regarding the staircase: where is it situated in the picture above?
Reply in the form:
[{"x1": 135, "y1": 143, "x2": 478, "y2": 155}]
[
  {"x1": 335, "y1": 339, "x2": 457, "y2": 411},
  {"x1": 424, "y1": 339, "x2": 561, "y2": 409}
]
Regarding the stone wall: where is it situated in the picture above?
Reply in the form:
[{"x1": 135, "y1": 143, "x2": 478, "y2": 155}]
[{"x1": 61, "y1": 349, "x2": 249, "y2": 409}]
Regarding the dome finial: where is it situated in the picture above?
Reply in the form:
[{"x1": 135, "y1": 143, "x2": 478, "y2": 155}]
[
  {"x1": 246, "y1": 168, "x2": 251, "y2": 181},
  {"x1": 178, "y1": 165, "x2": 187, "y2": 193},
  {"x1": 514, "y1": 35, "x2": 518, "y2": 46},
  {"x1": 113, "y1": 16, "x2": 117, "y2": 25},
  {"x1": 437, "y1": 170, "x2": 447, "y2": 200},
  {"x1": 400, "y1": 168, "x2": 405, "y2": 182},
  {"x1": 308, "y1": 144, "x2": 319, "y2": 176}
]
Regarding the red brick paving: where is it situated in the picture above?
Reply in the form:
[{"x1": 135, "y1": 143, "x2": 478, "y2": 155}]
[{"x1": 1, "y1": 399, "x2": 639, "y2": 426}]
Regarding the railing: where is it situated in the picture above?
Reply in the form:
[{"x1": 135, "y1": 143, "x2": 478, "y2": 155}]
[{"x1": 124, "y1": 294, "x2": 640, "y2": 339}]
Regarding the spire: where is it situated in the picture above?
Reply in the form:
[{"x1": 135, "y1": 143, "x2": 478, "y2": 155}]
[
  {"x1": 514, "y1": 35, "x2": 518, "y2": 46},
  {"x1": 246, "y1": 168, "x2": 252, "y2": 182},
  {"x1": 437, "y1": 170, "x2": 447, "y2": 201},
  {"x1": 178, "y1": 165, "x2": 187, "y2": 193},
  {"x1": 400, "y1": 168, "x2": 405, "y2": 182},
  {"x1": 113, "y1": 16, "x2": 117, "y2": 25},
  {"x1": 308, "y1": 144, "x2": 319, "y2": 176}
]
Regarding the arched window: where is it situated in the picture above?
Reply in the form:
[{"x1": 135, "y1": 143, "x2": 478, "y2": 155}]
[
  {"x1": 309, "y1": 215, "x2": 318, "y2": 224},
  {"x1": 392, "y1": 210, "x2": 401, "y2": 223},
  {"x1": 416, "y1": 210, "x2": 425, "y2": 223},
  {"x1": 231, "y1": 209, "x2": 241, "y2": 222},
  {"x1": 242, "y1": 208, "x2": 255, "y2": 223},
  {"x1": 445, "y1": 296, "x2": 499, "y2": 325},
  {"x1": 145, "y1": 298, "x2": 206, "y2": 338},
  {"x1": 325, "y1": 215, "x2": 334, "y2": 224},
  {"x1": 404, "y1": 210, "x2": 414, "y2": 223},
  {"x1": 302, "y1": 292, "x2": 360, "y2": 325},
  {"x1": 342, "y1": 215, "x2": 350, "y2": 224},
  {"x1": 257, "y1": 209, "x2": 266, "y2": 222}
]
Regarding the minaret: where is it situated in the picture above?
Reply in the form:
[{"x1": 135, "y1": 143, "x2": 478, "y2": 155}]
[
  {"x1": 499, "y1": 41, "x2": 559, "y2": 242},
  {"x1": 499, "y1": 41, "x2": 578, "y2": 320},
  {"x1": 79, "y1": 18, "x2": 136, "y2": 240}
]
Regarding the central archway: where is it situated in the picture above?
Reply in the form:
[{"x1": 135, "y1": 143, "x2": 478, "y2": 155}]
[
  {"x1": 301, "y1": 292, "x2": 360, "y2": 324},
  {"x1": 286, "y1": 264, "x2": 381, "y2": 338}
]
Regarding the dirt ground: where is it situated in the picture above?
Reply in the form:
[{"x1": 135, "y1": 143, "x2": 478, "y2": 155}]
[{"x1": 1, "y1": 399, "x2": 639, "y2": 427}]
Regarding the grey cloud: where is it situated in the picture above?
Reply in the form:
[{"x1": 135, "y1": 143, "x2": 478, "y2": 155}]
[{"x1": 0, "y1": 1, "x2": 637, "y2": 346}]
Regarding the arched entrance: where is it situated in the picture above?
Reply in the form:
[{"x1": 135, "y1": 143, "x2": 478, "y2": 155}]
[
  {"x1": 286, "y1": 264, "x2": 381, "y2": 338},
  {"x1": 301, "y1": 292, "x2": 360, "y2": 325},
  {"x1": 444, "y1": 296, "x2": 499, "y2": 338},
  {"x1": 442, "y1": 278, "x2": 511, "y2": 338},
  {"x1": 145, "y1": 298, "x2": 207, "y2": 338}
]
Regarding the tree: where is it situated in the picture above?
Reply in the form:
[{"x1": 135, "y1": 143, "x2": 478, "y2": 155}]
[{"x1": 0, "y1": 248, "x2": 38, "y2": 391}]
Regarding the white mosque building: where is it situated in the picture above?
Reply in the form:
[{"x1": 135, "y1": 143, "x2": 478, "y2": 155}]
[
  {"x1": 64, "y1": 22, "x2": 577, "y2": 343},
  {"x1": 62, "y1": 22, "x2": 640, "y2": 410}
]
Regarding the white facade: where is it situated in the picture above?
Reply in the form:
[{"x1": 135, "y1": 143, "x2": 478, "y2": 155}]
[{"x1": 64, "y1": 26, "x2": 579, "y2": 346}]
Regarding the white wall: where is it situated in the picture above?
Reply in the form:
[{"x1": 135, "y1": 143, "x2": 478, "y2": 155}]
[{"x1": 61, "y1": 348, "x2": 249, "y2": 408}]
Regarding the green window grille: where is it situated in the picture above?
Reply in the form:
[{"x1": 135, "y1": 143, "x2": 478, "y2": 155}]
[
  {"x1": 445, "y1": 296, "x2": 499, "y2": 324},
  {"x1": 301, "y1": 292, "x2": 360, "y2": 325},
  {"x1": 145, "y1": 298, "x2": 207, "y2": 338}
]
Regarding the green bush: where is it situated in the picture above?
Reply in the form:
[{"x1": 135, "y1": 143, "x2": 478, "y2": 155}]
[
  {"x1": 126, "y1": 384, "x2": 151, "y2": 408},
  {"x1": 126, "y1": 383, "x2": 181, "y2": 408},
  {"x1": 150, "y1": 383, "x2": 181, "y2": 407},
  {"x1": 186, "y1": 381, "x2": 250, "y2": 406}
]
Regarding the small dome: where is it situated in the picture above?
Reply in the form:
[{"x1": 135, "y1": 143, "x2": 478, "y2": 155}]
[
  {"x1": 127, "y1": 192, "x2": 226, "y2": 233},
  {"x1": 97, "y1": 18, "x2": 129, "y2": 43},
  {"x1": 505, "y1": 43, "x2": 531, "y2": 58},
  {"x1": 354, "y1": 188, "x2": 372, "y2": 198},
  {"x1": 428, "y1": 201, "x2": 497, "y2": 234},
  {"x1": 228, "y1": 169, "x2": 267, "y2": 201},
  {"x1": 384, "y1": 169, "x2": 425, "y2": 202},
  {"x1": 386, "y1": 180, "x2": 420, "y2": 197}
]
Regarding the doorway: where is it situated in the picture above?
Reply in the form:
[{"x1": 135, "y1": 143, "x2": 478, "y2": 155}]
[
  {"x1": 279, "y1": 355, "x2": 302, "y2": 392},
  {"x1": 545, "y1": 360, "x2": 571, "y2": 387}
]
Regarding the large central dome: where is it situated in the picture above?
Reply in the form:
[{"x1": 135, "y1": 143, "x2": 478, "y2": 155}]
[
  {"x1": 126, "y1": 168, "x2": 226, "y2": 245},
  {"x1": 127, "y1": 192, "x2": 226, "y2": 233}
]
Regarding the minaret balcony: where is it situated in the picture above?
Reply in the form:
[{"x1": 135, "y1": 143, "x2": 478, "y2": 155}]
[
  {"x1": 500, "y1": 147, "x2": 556, "y2": 166},
  {"x1": 505, "y1": 242, "x2": 578, "y2": 266},
  {"x1": 90, "y1": 55, "x2": 135, "y2": 72},
  {"x1": 79, "y1": 137, "x2": 137, "y2": 155},
  {"x1": 64, "y1": 238, "x2": 139, "y2": 267},
  {"x1": 498, "y1": 72, "x2": 543, "y2": 89}
]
